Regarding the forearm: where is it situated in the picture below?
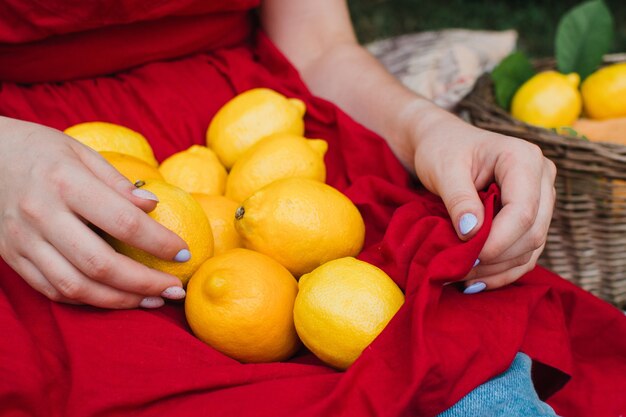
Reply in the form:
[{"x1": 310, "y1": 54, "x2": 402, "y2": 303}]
[
  {"x1": 296, "y1": 41, "x2": 446, "y2": 170},
  {"x1": 260, "y1": 0, "x2": 453, "y2": 171}
]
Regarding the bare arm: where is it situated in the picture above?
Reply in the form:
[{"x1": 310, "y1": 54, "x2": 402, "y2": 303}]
[
  {"x1": 261, "y1": 0, "x2": 557, "y2": 292},
  {"x1": 260, "y1": 0, "x2": 424, "y2": 169}
]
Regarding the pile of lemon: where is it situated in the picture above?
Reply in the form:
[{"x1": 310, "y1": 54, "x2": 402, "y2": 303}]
[
  {"x1": 511, "y1": 62, "x2": 626, "y2": 144},
  {"x1": 64, "y1": 88, "x2": 405, "y2": 370}
]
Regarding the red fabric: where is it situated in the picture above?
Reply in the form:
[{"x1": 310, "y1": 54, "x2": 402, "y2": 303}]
[
  {"x1": 1, "y1": 5, "x2": 626, "y2": 417},
  {"x1": 0, "y1": 0, "x2": 260, "y2": 83}
]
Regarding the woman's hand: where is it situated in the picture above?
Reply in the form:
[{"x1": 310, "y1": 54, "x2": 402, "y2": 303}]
[
  {"x1": 263, "y1": 0, "x2": 556, "y2": 292},
  {"x1": 0, "y1": 117, "x2": 189, "y2": 308},
  {"x1": 404, "y1": 102, "x2": 557, "y2": 292}
]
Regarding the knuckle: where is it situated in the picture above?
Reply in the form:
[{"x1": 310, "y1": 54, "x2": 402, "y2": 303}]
[
  {"x1": 2, "y1": 214, "x2": 23, "y2": 244},
  {"x1": 18, "y1": 195, "x2": 44, "y2": 221},
  {"x1": 43, "y1": 286, "x2": 65, "y2": 303},
  {"x1": 83, "y1": 253, "x2": 112, "y2": 280},
  {"x1": 545, "y1": 158, "x2": 557, "y2": 179},
  {"x1": 514, "y1": 252, "x2": 532, "y2": 267},
  {"x1": 113, "y1": 210, "x2": 141, "y2": 239},
  {"x1": 478, "y1": 246, "x2": 499, "y2": 263},
  {"x1": 445, "y1": 193, "x2": 479, "y2": 219},
  {"x1": 55, "y1": 276, "x2": 84, "y2": 299},
  {"x1": 530, "y1": 231, "x2": 547, "y2": 250},
  {"x1": 48, "y1": 163, "x2": 73, "y2": 195},
  {"x1": 517, "y1": 208, "x2": 537, "y2": 230},
  {"x1": 528, "y1": 143, "x2": 544, "y2": 159}
]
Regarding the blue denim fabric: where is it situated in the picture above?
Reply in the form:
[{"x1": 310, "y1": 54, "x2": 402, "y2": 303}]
[{"x1": 437, "y1": 353, "x2": 559, "y2": 417}]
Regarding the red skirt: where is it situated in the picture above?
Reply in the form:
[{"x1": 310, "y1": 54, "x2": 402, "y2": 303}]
[{"x1": 1, "y1": 32, "x2": 625, "y2": 417}]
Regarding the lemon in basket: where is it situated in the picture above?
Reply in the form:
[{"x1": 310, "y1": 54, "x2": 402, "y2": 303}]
[
  {"x1": 581, "y1": 62, "x2": 626, "y2": 120},
  {"x1": 511, "y1": 71, "x2": 582, "y2": 128}
]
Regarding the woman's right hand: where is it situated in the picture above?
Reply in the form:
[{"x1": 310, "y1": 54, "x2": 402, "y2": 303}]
[{"x1": 0, "y1": 117, "x2": 189, "y2": 309}]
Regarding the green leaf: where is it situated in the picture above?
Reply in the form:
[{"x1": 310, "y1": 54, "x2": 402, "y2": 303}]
[
  {"x1": 555, "y1": 0, "x2": 614, "y2": 80},
  {"x1": 491, "y1": 52, "x2": 535, "y2": 110}
]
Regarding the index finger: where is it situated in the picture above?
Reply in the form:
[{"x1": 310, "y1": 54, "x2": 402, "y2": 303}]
[
  {"x1": 478, "y1": 148, "x2": 543, "y2": 263},
  {"x1": 58, "y1": 166, "x2": 189, "y2": 263}
]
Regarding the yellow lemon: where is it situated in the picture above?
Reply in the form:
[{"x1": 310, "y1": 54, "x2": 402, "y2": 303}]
[
  {"x1": 185, "y1": 248, "x2": 300, "y2": 363},
  {"x1": 192, "y1": 193, "x2": 243, "y2": 255},
  {"x1": 581, "y1": 62, "x2": 626, "y2": 120},
  {"x1": 64, "y1": 121, "x2": 158, "y2": 167},
  {"x1": 225, "y1": 133, "x2": 328, "y2": 203},
  {"x1": 107, "y1": 180, "x2": 213, "y2": 286},
  {"x1": 206, "y1": 88, "x2": 306, "y2": 169},
  {"x1": 234, "y1": 178, "x2": 365, "y2": 277},
  {"x1": 511, "y1": 71, "x2": 582, "y2": 128},
  {"x1": 99, "y1": 151, "x2": 163, "y2": 183},
  {"x1": 158, "y1": 145, "x2": 227, "y2": 196},
  {"x1": 294, "y1": 257, "x2": 404, "y2": 370}
]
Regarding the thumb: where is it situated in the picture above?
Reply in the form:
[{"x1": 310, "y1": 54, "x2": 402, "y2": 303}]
[{"x1": 436, "y1": 169, "x2": 485, "y2": 241}]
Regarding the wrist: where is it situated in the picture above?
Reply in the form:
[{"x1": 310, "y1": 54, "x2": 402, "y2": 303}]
[{"x1": 388, "y1": 97, "x2": 446, "y2": 169}]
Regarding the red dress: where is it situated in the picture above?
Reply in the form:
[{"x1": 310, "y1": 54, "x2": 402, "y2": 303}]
[{"x1": 0, "y1": 1, "x2": 625, "y2": 416}]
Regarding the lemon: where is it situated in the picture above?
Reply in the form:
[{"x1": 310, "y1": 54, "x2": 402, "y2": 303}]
[
  {"x1": 158, "y1": 145, "x2": 227, "y2": 195},
  {"x1": 107, "y1": 180, "x2": 213, "y2": 286},
  {"x1": 185, "y1": 248, "x2": 300, "y2": 363},
  {"x1": 225, "y1": 133, "x2": 328, "y2": 203},
  {"x1": 206, "y1": 88, "x2": 306, "y2": 169},
  {"x1": 192, "y1": 194, "x2": 243, "y2": 255},
  {"x1": 511, "y1": 71, "x2": 582, "y2": 128},
  {"x1": 234, "y1": 178, "x2": 365, "y2": 277},
  {"x1": 99, "y1": 151, "x2": 163, "y2": 183},
  {"x1": 294, "y1": 257, "x2": 404, "y2": 370},
  {"x1": 581, "y1": 63, "x2": 626, "y2": 120},
  {"x1": 64, "y1": 121, "x2": 158, "y2": 167}
]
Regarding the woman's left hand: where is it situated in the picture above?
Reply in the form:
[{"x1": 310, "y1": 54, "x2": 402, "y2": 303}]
[{"x1": 405, "y1": 102, "x2": 557, "y2": 293}]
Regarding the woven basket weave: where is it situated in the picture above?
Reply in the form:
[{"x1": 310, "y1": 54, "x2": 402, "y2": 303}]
[{"x1": 458, "y1": 55, "x2": 626, "y2": 308}]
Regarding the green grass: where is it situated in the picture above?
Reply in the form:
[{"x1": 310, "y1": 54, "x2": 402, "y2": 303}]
[{"x1": 348, "y1": 0, "x2": 626, "y2": 58}]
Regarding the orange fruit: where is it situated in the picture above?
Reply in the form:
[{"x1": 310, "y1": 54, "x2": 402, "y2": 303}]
[
  {"x1": 192, "y1": 194, "x2": 243, "y2": 255},
  {"x1": 99, "y1": 151, "x2": 163, "y2": 183},
  {"x1": 107, "y1": 180, "x2": 213, "y2": 286},
  {"x1": 158, "y1": 145, "x2": 227, "y2": 195},
  {"x1": 185, "y1": 248, "x2": 300, "y2": 363},
  {"x1": 234, "y1": 178, "x2": 365, "y2": 277}
]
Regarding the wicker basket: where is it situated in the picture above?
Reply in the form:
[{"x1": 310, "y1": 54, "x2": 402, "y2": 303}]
[{"x1": 458, "y1": 55, "x2": 626, "y2": 308}]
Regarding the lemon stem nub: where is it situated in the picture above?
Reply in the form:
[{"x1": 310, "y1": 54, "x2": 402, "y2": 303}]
[
  {"x1": 235, "y1": 206, "x2": 245, "y2": 220},
  {"x1": 134, "y1": 180, "x2": 146, "y2": 188}
]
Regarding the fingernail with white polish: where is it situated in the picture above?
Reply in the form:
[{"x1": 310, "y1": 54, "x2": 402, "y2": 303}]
[
  {"x1": 161, "y1": 286, "x2": 186, "y2": 300},
  {"x1": 174, "y1": 249, "x2": 191, "y2": 263},
  {"x1": 464, "y1": 281, "x2": 487, "y2": 294},
  {"x1": 140, "y1": 296, "x2": 165, "y2": 308},
  {"x1": 459, "y1": 213, "x2": 478, "y2": 235},
  {"x1": 132, "y1": 188, "x2": 159, "y2": 202},
  {"x1": 473, "y1": 259, "x2": 480, "y2": 267}
]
